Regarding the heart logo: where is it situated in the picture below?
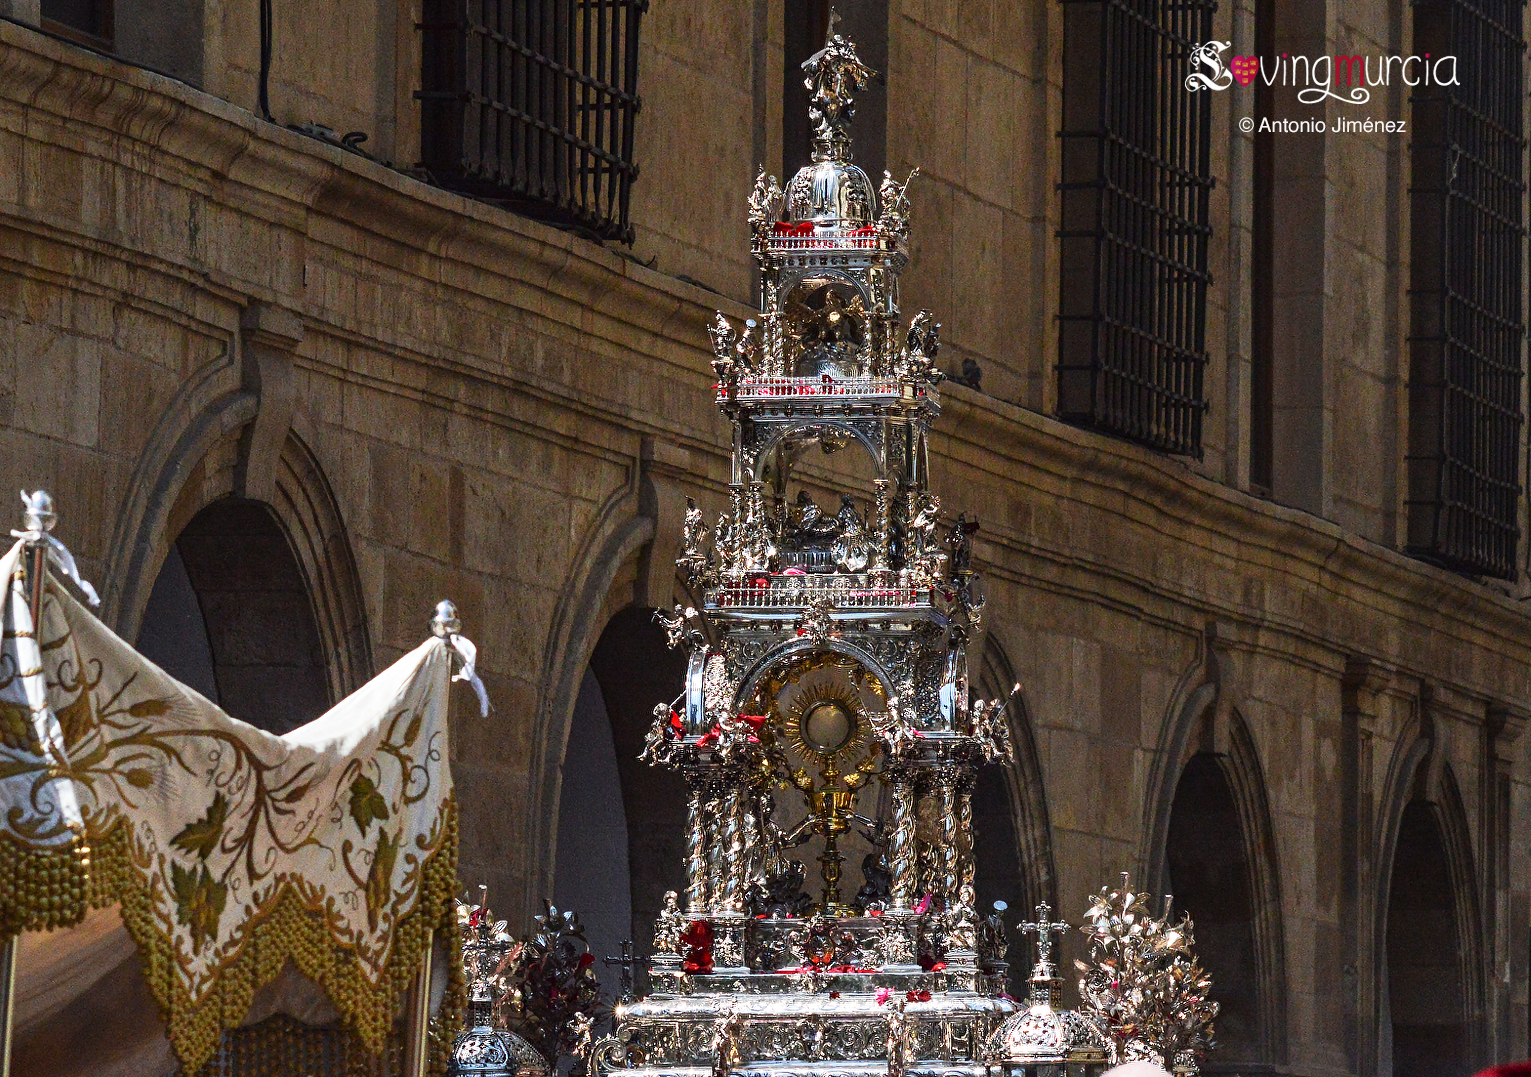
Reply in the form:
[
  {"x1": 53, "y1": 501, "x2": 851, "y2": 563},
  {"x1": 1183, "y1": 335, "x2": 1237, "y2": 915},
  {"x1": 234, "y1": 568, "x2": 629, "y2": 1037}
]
[{"x1": 1231, "y1": 56, "x2": 1258, "y2": 85}]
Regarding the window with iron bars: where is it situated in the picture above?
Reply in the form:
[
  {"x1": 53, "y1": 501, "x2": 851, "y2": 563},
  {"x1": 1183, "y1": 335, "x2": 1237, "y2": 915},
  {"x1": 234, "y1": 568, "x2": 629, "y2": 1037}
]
[
  {"x1": 1406, "y1": 0, "x2": 1526, "y2": 580},
  {"x1": 418, "y1": 0, "x2": 646, "y2": 244},
  {"x1": 1057, "y1": 0, "x2": 1215, "y2": 457}
]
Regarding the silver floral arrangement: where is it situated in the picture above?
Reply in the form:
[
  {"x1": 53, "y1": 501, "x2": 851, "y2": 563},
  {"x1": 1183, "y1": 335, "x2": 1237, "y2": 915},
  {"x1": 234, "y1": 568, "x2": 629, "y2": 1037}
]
[{"x1": 1074, "y1": 874, "x2": 1218, "y2": 1074}]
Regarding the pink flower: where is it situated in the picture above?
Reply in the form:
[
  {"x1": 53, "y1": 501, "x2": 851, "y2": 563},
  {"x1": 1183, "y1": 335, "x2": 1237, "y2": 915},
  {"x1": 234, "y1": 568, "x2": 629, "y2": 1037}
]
[{"x1": 875, "y1": 988, "x2": 892, "y2": 1006}]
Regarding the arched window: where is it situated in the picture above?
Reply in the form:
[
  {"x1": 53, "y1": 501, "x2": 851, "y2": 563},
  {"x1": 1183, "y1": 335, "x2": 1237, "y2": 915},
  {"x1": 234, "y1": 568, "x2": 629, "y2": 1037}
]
[
  {"x1": 1385, "y1": 800, "x2": 1469, "y2": 1077},
  {"x1": 554, "y1": 607, "x2": 689, "y2": 996},
  {"x1": 136, "y1": 498, "x2": 330, "y2": 735},
  {"x1": 1165, "y1": 753, "x2": 1260, "y2": 1063}
]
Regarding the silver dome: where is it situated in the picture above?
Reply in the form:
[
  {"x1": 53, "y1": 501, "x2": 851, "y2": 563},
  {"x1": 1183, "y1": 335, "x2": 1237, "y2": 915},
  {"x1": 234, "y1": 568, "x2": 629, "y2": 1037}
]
[
  {"x1": 784, "y1": 158, "x2": 877, "y2": 230},
  {"x1": 451, "y1": 1022, "x2": 552, "y2": 1077},
  {"x1": 985, "y1": 1005, "x2": 1113, "y2": 1065}
]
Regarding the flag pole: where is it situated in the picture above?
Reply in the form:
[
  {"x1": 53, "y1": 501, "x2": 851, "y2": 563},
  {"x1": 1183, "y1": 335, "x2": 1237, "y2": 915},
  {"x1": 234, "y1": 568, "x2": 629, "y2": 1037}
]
[{"x1": 0, "y1": 491, "x2": 55, "y2": 1077}]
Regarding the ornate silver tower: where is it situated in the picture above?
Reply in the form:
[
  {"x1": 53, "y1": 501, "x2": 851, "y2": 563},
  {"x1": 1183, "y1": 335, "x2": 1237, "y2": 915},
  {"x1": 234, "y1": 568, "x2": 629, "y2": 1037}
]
[{"x1": 592, "y1": 25, "x2": 1022, "y2": 1077}]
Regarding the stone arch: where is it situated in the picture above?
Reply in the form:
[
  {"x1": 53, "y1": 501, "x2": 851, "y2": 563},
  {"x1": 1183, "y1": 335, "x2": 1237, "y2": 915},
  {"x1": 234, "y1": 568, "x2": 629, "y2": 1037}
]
[
  {"x1": 1161, "y1": 709, "x2": 1288, "y2": 1067},
  {"x1": 1140, "y1": 626, "x2": 1220, "y2": 893},
  {"x1": 577, "y1": 609, "x2": 691, "y2": 979},
  {"x1": 101, "y1": 333, "x2": 372, "y2": 706},
  {"x1": 102, "y1": 346, "x2": 253, "y2": 637},
  {"x1": 115, "y1": 415, "x2": 373, "y2": 707},
  {"x1": 1375, "y1": 714, "x2": 1485, "y2": 1076},
  {"x1": 526, "y1": 486, "x2": 656, "y2": 918},
  {"x1": 1140, "y1": 631, "x2": 1287, "y2": 1067},
  {"x1": 969, "y1": 634, "x2": 1055, "y2": 993}
]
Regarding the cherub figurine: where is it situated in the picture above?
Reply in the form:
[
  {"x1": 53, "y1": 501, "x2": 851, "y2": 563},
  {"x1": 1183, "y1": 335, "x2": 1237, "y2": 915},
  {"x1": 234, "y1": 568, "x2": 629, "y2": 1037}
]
[
  {"x1": 970, "y1": 684, "x2": 1019, "y2": 762},
  {"x1": 641, "y1": 702, "x2": 679, "y2": 765},
  {"x1": 654, "y1": 604, "x2": 703, "y2": 650}
]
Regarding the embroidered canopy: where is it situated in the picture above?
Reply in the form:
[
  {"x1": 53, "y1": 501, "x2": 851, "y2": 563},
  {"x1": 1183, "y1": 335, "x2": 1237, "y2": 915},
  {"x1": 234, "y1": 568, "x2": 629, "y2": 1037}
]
[{"x1": 0, "y1": 537, "x2": 465, "y2": 1071}]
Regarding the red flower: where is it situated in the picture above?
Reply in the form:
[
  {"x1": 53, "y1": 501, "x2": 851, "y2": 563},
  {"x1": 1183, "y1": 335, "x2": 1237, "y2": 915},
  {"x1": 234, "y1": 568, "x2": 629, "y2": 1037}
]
[
  {"x1": 829, "y1": 991, "x2": 841, "y2": 999},
  {"x1": 680, "y1": 919, "x2": 714, "y2": 974},
  {"x1": 906, "y1": 989, "x2": 932, "y2": 1003},
  {"x1": 668, "y1": 710, "x2": 685, "y2": 734},
  {"x1": 929, "y1": 962, "x2": 946, "y2": 972},
  {"x1": 577, "y1": 953, "x2": 595, "y2": 970},
  {"x1": 739, "y1": 714, "x2": 767, "y2": 732}
]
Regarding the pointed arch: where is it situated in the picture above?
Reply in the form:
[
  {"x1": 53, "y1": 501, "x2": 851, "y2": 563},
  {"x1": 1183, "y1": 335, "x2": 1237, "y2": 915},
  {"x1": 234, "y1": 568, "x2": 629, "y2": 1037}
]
[
  {"x1": 1142, "y1": 630, "x2": 1287, "y2": 1067},
  {"x1": 1161, "y1": 710, "x2": 1288, "y2": 1066},
  {"x1": 105, "y1": 359, "x2": 372, "y2": 707},
  {"x1": 526, "y1": 484, "x2": 655, "y2": 917},
  {"x1": 1140, "y1": 627, "x2": 1220, "y2": 894},
  {"x1": 1375, "y1": 711, "x2": 1486, "y2": 1074},
  {"x1": 971, "y1": 633, "x2": 1056, "y2": 917}
]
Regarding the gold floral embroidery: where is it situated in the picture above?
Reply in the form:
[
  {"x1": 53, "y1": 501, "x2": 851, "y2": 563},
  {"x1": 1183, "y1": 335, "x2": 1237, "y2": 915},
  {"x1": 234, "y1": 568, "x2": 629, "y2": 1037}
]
[{"x1": 0, "y1": 560, "x2": 464, "y2": 1075}]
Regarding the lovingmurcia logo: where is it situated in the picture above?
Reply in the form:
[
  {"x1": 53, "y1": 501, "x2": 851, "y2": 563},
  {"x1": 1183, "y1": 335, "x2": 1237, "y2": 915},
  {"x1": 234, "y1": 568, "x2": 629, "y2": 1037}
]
[{"x1": 1187, "y1": 40, "x2": 1460, "y2": 104}]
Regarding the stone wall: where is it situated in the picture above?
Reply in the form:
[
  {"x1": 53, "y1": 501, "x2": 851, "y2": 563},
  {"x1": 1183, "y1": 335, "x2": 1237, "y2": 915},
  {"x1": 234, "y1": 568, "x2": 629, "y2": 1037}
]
[{"x1": 0, "y1": 5, "x2": 1528, "y2": 1074}]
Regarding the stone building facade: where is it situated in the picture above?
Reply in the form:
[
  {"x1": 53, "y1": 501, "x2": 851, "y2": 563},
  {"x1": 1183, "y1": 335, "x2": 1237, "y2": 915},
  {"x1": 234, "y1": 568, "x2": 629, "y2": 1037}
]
[{"x1": 0, "y1": 0, "x2": 1526, "y2": 1075}]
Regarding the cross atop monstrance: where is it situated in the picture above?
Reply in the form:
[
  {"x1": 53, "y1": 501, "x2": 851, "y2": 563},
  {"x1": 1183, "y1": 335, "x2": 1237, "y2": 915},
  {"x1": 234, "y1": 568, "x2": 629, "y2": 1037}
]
[{"x1": 1021, "y1": 901, "x2": 1070, "y2": 974}]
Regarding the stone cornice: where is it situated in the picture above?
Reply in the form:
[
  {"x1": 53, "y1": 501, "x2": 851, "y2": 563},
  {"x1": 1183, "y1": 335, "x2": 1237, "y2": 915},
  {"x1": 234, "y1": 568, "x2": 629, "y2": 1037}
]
[
  {"x1": 937, "y1": 388, "x2": 1531, "y2": 697},
  {"x1": 3, "y1": 22, "x2": 1529, "y2": 709}
]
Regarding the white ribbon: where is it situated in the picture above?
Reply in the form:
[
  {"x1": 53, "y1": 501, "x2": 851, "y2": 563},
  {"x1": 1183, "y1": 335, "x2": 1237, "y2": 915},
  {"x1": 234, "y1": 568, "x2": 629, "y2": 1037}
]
[
  {"x1": 446, "y1": 632, "x2": 491, "y2": 717},
  {"x1": 8, "y1": 530, "x2": 100, "y2": 606}
]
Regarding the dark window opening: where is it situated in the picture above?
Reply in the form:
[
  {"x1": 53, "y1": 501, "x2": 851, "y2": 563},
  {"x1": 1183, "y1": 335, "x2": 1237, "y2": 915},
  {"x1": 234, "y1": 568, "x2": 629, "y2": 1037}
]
[
  {"x1": 1386, "y1": 801, "x2": 1469, "y2": 1077},
  {"x1": 1405, "y1": 0, "x2": 1526, "y2": 579},
  {"x1": 41, "y1": 0, "x2": 114, "y2": 49},
  {"x1": 971, "y1": 763, "x2": 1032, "y2": 998},
  {"x1": 1057, "y1": 0, "x2": 1215, "y2": 457},
  {"x1": 1165, "y1": 753, "x2": 1262, "y2": 1062},
  {"x1": 573, "y1": 607, "x2": 689, "y2": 983},
  {"x1": 137, "y1": 499, "x2": 330, "y2": 736},
  {"x1": 418, "y1": 0, "x2": 647, "y2": 244}
]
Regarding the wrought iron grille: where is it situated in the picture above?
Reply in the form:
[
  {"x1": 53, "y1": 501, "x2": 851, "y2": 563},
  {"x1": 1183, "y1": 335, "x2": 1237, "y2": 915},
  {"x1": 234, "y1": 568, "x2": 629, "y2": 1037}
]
[
  {"x1": 1057, "y1": 0, "x2": 1215, "y2": 457},
  {"x1": 1406, "y1": 0, "x2": 1526, "y2": 579},
  {"x1": 419, "y1": 0, "x2": 646, "y2": 243}
]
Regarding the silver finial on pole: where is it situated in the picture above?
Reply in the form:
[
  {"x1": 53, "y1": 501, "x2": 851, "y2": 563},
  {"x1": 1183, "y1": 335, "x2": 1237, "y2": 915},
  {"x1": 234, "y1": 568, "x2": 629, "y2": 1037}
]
[
  {"x1": 20, "y1": 490, "x2": 56, "y2": 535},
  {"x1": 431, "y1": 600, "x2": 462, "y2": 638}
]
